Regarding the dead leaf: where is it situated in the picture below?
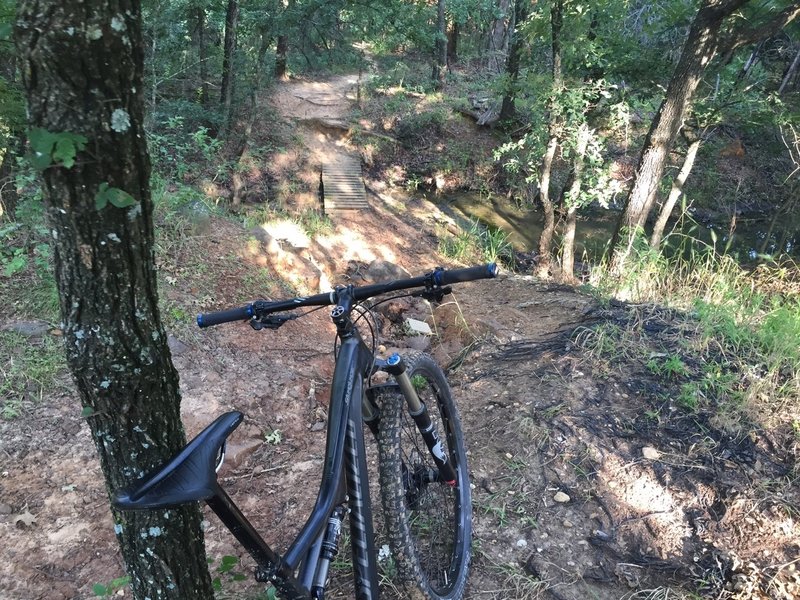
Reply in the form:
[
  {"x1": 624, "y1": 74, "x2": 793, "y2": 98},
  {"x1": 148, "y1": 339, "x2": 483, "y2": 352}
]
[{"x1": 13, "y1": 507, "x2": 37, "y2": 528}]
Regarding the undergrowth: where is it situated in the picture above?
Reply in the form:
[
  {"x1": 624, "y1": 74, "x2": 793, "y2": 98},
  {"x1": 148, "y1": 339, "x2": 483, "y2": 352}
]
[
  {"x1": 583, "y1": 232, "x2": 800, "y2": 436},
  {"x1": 438, "y1": 219, "x2": 515, "y2": 269}
]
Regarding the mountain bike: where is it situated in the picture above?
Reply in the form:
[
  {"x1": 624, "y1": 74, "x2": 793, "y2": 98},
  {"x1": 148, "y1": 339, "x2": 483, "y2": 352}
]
[{"x1": 113, "y1": 263, "x2": 498, "y2": 600}]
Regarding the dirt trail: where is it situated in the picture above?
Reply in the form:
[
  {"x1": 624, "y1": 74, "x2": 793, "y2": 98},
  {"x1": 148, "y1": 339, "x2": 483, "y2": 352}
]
[{"x1": 1, "y1": 74, "x2": 798, "y2": 600}]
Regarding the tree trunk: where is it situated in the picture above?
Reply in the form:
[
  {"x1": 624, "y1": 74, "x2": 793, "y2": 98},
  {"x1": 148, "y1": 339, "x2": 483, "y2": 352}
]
[
  {"x1": 16, "y1": 2, "x2": 214, "y2": 599},
  {"x1": 0, "y1": 152, "x2": 17, "y2": 220},
  {"x1": 432, "y1": 0, "x2": 447, "y2": 90},
  {"x1": 196, "y1": 7, "x2": 209, "y2": 106},
  {"x1": 609, "y1": 0, "x2": 747, "y2": 270},
  {"x1": 487, "y1": 0, "x2": 512, "y2": 73},
  {"x1": 609, "y1": 0, "x2": 800, "y2": 270},
  {"x1": 561, "y1": 123, "x2": 590, "y2": 279},
  {"x1": 220, "y1": 0, "x2": 240, "y2": 133},
  {"x1": 499, "y1": 0, "x2": 527, "y2": 120},
  {"x1": 650, "y1": 137, "x2": 702, "y2": 249},
  {"x1": 778, "y1": 45, "x2": 800, "y2": 94},
  {"x1": 275, "y1": 34, "x2": 289, "y2": 79},
  {"x1": 535, "y1": 0, "x2": 564, "y2": 278},
  {"x1": 447, "y1": 21, "x2": 459, "y2": 63}
]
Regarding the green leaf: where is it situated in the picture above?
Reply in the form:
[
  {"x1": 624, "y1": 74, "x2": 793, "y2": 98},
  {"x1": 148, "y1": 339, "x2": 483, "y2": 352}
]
[
  {"x1": 52, "y1": 133, "x2": 87, "y2": 168},
  {"x1": 218, "y1": 555, "x2": 239, "y2": 573},
  {"x1": 0, "y1": 24, "x2": 12, "y2": 41},
  {"x1": 28, "y1": 129, "x2": 87, "y2": 170},
  {"x1": 54, "y1": 138, "x2": 78, "y2": 168},
  {"x1": 212, "y1": 577, "x2": 222, "y2": 592},
  {"x1": 81, "y1": 406, "x2": 95, "y2": 417},
  {"x1": 92, "y1": 583, "x2": 108, "y2": 597},
  {"x1": 95, "y1": 183, "x2": 136, "y2": 210}
]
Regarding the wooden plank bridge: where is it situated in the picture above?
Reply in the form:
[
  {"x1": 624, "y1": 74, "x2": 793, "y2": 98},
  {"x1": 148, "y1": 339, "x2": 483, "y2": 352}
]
[{"x1": 321, "y1": 155, "x2": 368, "y2": 211}]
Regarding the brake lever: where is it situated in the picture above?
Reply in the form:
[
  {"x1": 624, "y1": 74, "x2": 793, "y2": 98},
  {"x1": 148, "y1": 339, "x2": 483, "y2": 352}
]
[
  {"x1": 412, "y1": 285, "x2": 452, "y2": 303},
  {"x1": 249, "y1": 313, "x2": 298, "y2": 331}
]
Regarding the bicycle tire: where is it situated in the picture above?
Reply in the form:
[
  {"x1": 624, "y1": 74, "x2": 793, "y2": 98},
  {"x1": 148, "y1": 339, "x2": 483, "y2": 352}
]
[{"x1": 376, "y1": 352, "x2": 471, "y2": 600}]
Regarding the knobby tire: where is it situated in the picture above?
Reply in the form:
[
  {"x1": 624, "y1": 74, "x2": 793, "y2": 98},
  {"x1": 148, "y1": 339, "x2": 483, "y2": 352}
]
[{"x1": 376, "y1": 353, "x2": 471, "y2": 600}]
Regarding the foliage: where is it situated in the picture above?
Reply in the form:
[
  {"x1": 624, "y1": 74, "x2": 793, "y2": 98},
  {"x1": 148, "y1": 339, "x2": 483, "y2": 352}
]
[
  {"x1": 92, "y1": 576, "x2": 131, "y2": 598},
  {"x1": 0, "y1": 330, "x2": 67, "y2": 419},
  {"x1": 439, "y1": 219, "x2": 515, "y2": 268}
]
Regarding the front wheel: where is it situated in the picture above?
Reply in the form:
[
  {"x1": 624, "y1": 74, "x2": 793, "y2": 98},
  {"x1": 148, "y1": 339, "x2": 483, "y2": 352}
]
[{"x1": 376, "y1": 353, "x2": 471, "y2": 600}]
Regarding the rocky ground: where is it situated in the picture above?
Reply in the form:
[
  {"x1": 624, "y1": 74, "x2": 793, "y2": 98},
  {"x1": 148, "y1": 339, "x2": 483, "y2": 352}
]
[{"x1": 0, "y1": 75, "x2": 798, "y2": 600}]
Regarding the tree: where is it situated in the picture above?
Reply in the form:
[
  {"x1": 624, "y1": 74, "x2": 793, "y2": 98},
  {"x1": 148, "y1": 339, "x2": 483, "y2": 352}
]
[
  {"x1": 610, "y1": 0, "x2": 800, "y2": 270},
  {"x1": 15, "y1": 2, "x2": 215, "y2": 599},
  {"x1": 535, "y1": 0, "x2": 564, "y2": 277},
  {"x1": 433, "y1": 0, "x2": 447, "y2": 89},
  {"x1": 220, "y1": 0, "x2": 240, "y2": 133},
  {"x1": 499, "y1": 0, "x2": 527, "y2": 120}
]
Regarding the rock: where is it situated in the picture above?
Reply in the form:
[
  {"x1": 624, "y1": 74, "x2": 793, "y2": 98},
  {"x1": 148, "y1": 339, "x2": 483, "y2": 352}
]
[
  {"x1": 363, "y1": 259, "x2": 410, "y2": 284},
  {"x1": 405, "y1": 318, "x2": 432, "y2": 336},
  {"x1": 516, "y1": 539, "x2": 528, "y2": 548},
  {"x1": 250, "y1": 227, "x2": 281, "y2": 255},
  {"x1": 4, "y1": 320, "x2": 50, "y2": 337},
  {"x1": 225, "y1": 438, "x2": 263, "y2": 467},
  {"x1": 553, "y1": 491, "x2": 571, "y2": 503},
  {"x1": 406, "y1": 336, "x2": 431, "y2": 351},
  {"x1": 167, "y1": 334, "x2": 189, "y2": 356},
  {"x1": 642, "y1": 446, "x2": 661, "y2": 460},
  {"x1": 178, "y1": 200, "x2": 211, "y2": 234}
]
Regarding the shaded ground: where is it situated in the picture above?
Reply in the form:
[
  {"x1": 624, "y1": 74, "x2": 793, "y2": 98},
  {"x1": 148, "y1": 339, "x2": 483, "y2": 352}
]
[{"x1": 1, "y1": 75, "x2": 798, "y2": 600}]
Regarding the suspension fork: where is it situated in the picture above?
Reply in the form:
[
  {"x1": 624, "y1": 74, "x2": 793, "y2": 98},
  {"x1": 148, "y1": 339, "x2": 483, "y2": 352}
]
[{"x1": 381, "y1": 353, "x2": 458, "y2": 486}]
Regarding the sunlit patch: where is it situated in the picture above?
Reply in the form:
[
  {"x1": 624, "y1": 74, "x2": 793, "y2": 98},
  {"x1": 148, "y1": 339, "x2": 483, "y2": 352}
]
[{"x1": 257, "y1": 219, "x2": 310, "y2": 249}]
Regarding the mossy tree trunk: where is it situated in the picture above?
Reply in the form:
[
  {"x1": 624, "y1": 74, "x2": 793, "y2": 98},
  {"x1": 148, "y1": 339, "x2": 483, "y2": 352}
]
[{"x1": 16, "y1": 2, "x2": 215, "y2": 599}]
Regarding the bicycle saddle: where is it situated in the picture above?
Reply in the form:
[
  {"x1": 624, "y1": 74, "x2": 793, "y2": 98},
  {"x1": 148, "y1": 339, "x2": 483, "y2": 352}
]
[{"x1": 113, "y1": 411, "x2": 244, "y2": 510}]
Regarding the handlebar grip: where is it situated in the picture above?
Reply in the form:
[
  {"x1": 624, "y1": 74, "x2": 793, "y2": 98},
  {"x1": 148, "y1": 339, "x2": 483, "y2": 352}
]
[
  {"x1": 434, "y1": 263, "x2": 498, "y2": 286},
  {"x1": 197, "y1": 304, "x2": 254, "y2": 328}
]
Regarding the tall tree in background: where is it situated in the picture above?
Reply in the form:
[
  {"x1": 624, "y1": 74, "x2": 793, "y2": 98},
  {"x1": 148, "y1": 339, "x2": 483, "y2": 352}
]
[
  {"x1": 610, "y1": 0, "x2": 800, "y2": 270},
  {"x1": 433, "y1": 0, "x2": 448, "y2": 89},
  {"x1": 536, "y1": 0, "x2": 564, "y2": 277},
  {"x1": 220, "y1": 0, "x2": 240, "y2": 133},
  {"x1": 16, "y1": 2, "x2": 214, "y2": 599},
  {"x1": 499, "y1": 0, "x2": 527, "y2": 120}
]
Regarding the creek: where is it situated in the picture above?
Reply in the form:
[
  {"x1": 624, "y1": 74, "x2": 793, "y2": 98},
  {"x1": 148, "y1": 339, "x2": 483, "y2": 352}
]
[{"x1": 444, "y1": 193, "x2": 799, "y2": 263}]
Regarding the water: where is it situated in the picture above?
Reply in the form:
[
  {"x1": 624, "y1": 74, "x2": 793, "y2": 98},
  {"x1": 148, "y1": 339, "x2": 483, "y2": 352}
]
[{"x1": 444, "y1": 193, "x2": 799, "y2": 263}]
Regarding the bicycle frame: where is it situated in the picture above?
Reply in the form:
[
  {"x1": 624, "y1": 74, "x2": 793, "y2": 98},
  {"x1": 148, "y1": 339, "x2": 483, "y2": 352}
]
[{"x1": 202, "y1": 324, "x2": 383, "y2": 600}]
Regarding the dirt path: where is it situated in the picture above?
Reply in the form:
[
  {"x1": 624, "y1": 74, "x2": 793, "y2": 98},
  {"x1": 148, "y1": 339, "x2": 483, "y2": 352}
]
[{"x1": 1, "y1": 74, "x2": 798, "y2": 600}]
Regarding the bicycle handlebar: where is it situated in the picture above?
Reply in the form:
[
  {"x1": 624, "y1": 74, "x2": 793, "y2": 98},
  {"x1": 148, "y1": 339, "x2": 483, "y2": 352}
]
[{"x1": 197, "y1": 263, "x2": 498, "y2": 328}]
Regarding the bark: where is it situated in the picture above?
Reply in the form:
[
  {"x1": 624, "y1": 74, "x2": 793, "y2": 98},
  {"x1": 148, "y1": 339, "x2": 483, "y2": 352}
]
[
  {"x1": 275, "y1": 34, "x2": 289, "y2": 79},
  {"x1": 16, "y1": 2, "x2": 214, "y2": 599},
  {"x1": 195, "y1": 7, "x2": 209, "y2": 106},
  {"x1": 609, "y1": 0, "x2": 745, "y2": 269},
  {"x1": 778, "y1": 45, "x2": 800, "y2": 94},
  {"x1": 561, "y1": 124, "x2": 590, "y2": 279},
  {"x1": 432, "y1": 0, "x2": 447, "y2": 90},
  {"x1": 447, "y1": 21, "x2": 459, "y2": 63},
  {"x1": 0, "y1": 145, "x2": 18, "y2": 220},
  {"x1": 220, "y1": 0, "x2": 240, "y2": 133},
  {"x1": 535, "y1": 0, "x2": 564, "y2": 277},
  {"x1": 499, "y1": 0, "x2": 527, "y2": 120},
  {"x1": 487, "y1": 0, "x2": 512, "y2": 73},
  {"x1": 610, "y1": 0, "x2": 800, "y2": 270},
  {"x1": 650, "y1": 137, "x2": 702, "y2": 249}
]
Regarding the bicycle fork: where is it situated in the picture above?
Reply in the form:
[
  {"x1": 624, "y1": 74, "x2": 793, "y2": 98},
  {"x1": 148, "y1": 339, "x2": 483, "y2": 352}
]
[{"x1": 372, "y1": 354, "x2": 458, "y2": 486}]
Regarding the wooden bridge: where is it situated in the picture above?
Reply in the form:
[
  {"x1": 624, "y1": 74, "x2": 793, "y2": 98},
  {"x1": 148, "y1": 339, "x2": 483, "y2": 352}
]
[{"x1": 321, "y1": 155, "x2": 368, "y2": 211}]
